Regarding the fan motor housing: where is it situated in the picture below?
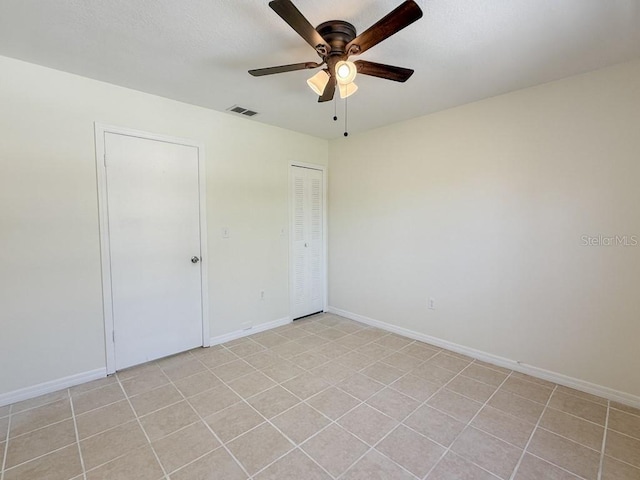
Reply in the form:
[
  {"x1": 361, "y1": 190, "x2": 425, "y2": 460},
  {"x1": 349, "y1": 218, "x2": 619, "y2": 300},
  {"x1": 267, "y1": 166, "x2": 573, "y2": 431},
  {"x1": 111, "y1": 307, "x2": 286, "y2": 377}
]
[{"x1": 316, "y1": 20, "x2": 357, "y2": 56}]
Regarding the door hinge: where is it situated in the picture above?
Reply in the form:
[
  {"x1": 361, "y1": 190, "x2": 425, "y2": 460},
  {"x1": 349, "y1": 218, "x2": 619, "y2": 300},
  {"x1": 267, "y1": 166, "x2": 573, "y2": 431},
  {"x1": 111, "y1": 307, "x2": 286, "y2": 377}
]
[
  {"x1": 103, "y1": 153, "x2": 107, "y2": 167},
  {"x1": 112, "y1": 330, "x2": 115, "y2": 343}
]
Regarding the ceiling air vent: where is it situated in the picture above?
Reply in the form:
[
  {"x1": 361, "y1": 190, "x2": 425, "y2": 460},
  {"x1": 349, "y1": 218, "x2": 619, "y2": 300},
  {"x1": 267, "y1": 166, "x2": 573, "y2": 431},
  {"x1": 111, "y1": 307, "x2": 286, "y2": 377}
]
[{"x1": 227, "y1": 105, "x2": 259, "y2": 117}]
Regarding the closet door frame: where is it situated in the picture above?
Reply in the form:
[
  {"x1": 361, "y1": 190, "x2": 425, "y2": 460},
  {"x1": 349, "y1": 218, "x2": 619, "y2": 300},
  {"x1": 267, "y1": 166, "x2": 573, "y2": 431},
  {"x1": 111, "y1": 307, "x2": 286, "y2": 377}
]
[{"x1": 289, "y1": 162, "x2": 328, "y2": 319}]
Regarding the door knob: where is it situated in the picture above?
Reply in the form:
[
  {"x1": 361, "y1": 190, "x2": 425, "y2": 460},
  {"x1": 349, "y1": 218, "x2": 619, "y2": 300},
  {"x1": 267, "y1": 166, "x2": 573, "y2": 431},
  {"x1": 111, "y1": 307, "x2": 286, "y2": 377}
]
[{"x1": 191, "y1": 256, "x2": 200, "y2": 263}]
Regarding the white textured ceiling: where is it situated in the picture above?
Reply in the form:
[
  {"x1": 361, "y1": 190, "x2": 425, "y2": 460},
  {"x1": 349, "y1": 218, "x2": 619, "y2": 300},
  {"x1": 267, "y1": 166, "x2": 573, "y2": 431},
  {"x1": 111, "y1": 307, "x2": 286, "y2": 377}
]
[{"x1": 1, "y1": 0, "x2": 639, "y2": 138}]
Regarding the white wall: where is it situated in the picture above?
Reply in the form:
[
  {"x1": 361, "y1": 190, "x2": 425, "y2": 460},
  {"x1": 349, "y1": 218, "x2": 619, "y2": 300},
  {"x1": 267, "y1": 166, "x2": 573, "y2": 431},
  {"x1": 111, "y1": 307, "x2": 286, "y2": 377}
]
[
  {"x1": 0, "y1": 55, "x2": 328, "y2": 396},
  {"x1": 329, "y1": 59, "x2": 640, "y2": 398}
]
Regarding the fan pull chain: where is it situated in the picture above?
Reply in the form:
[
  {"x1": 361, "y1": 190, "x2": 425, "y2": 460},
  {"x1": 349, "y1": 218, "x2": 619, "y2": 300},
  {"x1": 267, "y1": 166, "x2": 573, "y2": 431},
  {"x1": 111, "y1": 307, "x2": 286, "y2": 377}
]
[
  {"x1": 344, "y1": 96, "x2": 349, "y2": 137},
  {"x1": 333, "y1": 95, "x2": 338, "y2": 121}
]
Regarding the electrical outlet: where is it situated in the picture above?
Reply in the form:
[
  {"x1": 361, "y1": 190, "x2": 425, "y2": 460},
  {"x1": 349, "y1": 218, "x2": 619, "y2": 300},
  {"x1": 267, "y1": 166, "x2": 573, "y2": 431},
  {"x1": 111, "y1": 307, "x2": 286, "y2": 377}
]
[
  {"x1": 260, "y1": 290, "x2": 265, "y2": 300},
  {"x1": 428, "y1": 298, "x2": 435, "y2": 310}
]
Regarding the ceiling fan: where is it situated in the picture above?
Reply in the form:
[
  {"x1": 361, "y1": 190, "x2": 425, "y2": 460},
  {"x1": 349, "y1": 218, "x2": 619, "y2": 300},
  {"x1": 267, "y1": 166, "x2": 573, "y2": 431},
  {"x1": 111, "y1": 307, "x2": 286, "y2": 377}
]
[{"x1": 249, "y1": 0, "x2": 423, "y2": 102}]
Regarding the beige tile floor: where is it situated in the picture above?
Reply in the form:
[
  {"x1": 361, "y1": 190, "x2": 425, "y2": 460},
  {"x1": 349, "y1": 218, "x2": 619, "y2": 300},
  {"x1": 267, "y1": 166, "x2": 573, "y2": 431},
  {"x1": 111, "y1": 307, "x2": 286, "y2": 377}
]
[{"x1": 1, "y1": 313, "x2": 639, "y2": 480}]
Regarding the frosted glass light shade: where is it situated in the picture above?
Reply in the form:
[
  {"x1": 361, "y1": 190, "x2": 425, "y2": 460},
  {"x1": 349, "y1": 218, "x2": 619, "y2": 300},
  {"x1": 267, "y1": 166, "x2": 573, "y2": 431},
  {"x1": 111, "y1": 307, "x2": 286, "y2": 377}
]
[
  {"x1": 307, "y1": 70, "x2": 330, "y2": 95},
  {"x1": 335, "y1": 61, "x2": 357, "y2": 85},
  {"x1": 339, "y1": 82, "x2": 358, "y2": 99}
]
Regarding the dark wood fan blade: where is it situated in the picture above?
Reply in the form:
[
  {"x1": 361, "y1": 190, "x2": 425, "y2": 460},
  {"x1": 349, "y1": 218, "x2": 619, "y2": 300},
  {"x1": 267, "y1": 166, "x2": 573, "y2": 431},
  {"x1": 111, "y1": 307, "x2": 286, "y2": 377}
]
[
  {"x1": 354, "y1": 60, "x2": 414, "y2": 82},
  {"x1": 345, "y1": 0, "x2": 423, "y2": 56},
  {"x1": 249, "y1": 62, "x2": 321, "y2": 76},
  {"x1": 269, "y1": 0, "x2": 330, "y2": 54},
  {"x1": 318, "y1": 74, "x2": 336, "y2": 102}
]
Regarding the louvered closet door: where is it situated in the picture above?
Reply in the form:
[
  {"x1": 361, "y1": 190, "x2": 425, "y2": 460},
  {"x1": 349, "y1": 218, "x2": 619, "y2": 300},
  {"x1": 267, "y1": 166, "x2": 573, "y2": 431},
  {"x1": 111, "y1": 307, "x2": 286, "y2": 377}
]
[{"x1": 291, "y1": 166, "x2": 324, "y2": 319}]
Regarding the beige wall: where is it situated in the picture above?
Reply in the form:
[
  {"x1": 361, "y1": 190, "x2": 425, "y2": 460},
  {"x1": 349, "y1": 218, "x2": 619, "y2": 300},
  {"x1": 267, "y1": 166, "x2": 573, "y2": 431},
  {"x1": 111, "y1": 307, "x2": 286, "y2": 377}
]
[
  {"x1": 2, "y1": 52, "x2": 639, "y2": 401},
  {"x1": 329, "y1": 59, "x2": 640, "y2": 397},
  {"x1": 0, "y1": 55, "x2": 328, "y2": 396}
]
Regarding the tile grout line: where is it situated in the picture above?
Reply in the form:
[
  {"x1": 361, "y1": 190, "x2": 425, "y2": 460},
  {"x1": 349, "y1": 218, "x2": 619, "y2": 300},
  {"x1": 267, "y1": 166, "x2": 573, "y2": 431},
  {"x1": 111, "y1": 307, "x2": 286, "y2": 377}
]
[
  {"x1": 206, "y1": 338, "x2": 364, "y2": 479},
  {"x1": 524, "y1": 452, "x2": 590, "y2": 480},
  {"x1": 68, "y1": 389, "x2": 88, "y2": 480},
  {"x1": 113, "y1": 374, "x2": 171, "y2": 480},
  {"x1": 1, "y1": 394, "x2": 219, "y2": 447},
  {"x1": 335, "y1": 356, "x2": 485, "y2": 479},
  {"x1": 609, "y1": 405, "x2": 640, "y2": 420},
  {"x1": 186, "y1": 323, "x2": 410, "y2": 478},
  {"x1": 306, "y1": 377, "x2": 454, "y2": 478},
  {"x1": 2, "y1": 444, "x2": 81, "y2": 475},
  {"x1": 395, "y1": 359, "x2": 503, "y2": 479},
  {"x1": 151, "y1": 348, "x2": 251, "y2": 478},
  {"x1": 194, "y1": 352, "x2": 337, "y2": 479},
  {"x1": 299, "y1": 383, "x2": 418, "y2": 479},
  {"x1": 508, "y1": 384, "x2": 558, "y2": 480},
  {"x1": 432, "y1": 378, "x2": 608, "y2": 479},
  {"x1": 2, "y1": 392, "x2": 84, "y2": 475},
  {"x1": 532, "y1": 425, "x2": 602, "y2": 453},
  {"x1": 602, "y1": 428, "x2": 640, "y2": 442},
  {"x1": 207, "y1": 325, "x2": 525, "y2": 479},
  {"x1": 199, "y1": 360, "x2": 604, "y2": 464},
  {"x1": 288, "y1": 333, "x2": 453, "y2": 479},
  {"x1": 66, "y1": 396, "x2": 185, "y2": 446},
  {"x1": 541, "y1": 404, "x2": 611, "y2": 429},
  {"x1": 599, "y1": 456, "x2": 640, "y2": 471},
  {"x1": 160, "y1": 354, "x2": 261, "y2": 480},
  {"x1": 376, "y1": 368, "x2": 609, "y2": 458},
  {"x1": 287, "y1": 345, "x2": 492, "y2": 408},
  {"x1": 420, "y1": 366, "x2": 515, "y2": 480},
  {"x1": 378, "y1": 395, "x2": 601, "y2": 479},
  {"x1": 297, "y1": 329, "x2": 618, "y2": 480},
  {"x1": 597, "y1": 400, "x2": 610, "y2": 480},
  {"x1": 552, "y1": 389, "x2": 609, "y2": 408},
  {"x1": 330, "y1": 353, "x2": 463, "y2": 479},
  {"x1": 0, "y1": 405, "x2": 12, "y2": 480},
  {"x1": 208, "y1": 321, "x2": 410, "y2": 384},
  {"x1": 189, "y1": 352, "x2": 312, "y2": 479},
  {"x1": 292, "y1": 379, "x2": 419, "y2": 478}
]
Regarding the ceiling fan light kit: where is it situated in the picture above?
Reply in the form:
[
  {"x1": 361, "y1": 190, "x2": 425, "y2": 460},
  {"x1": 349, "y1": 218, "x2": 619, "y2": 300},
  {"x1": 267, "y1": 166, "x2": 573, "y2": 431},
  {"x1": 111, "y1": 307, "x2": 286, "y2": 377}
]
[
  {"x1": 306, "y1": 70, "x2": 330, "y2": 95},
  {"x1": 334, "y1": 60, "x2": 358, "y2": 99},
  {"x1": 338, "y1": 82, "x2": 358, "y2": 99},
  {"x1": 249, "y1": 0, "x2": 423, "y2": 134},
  {"x1": 335, "y1": 60, "x2": 357, "y2": 85}
]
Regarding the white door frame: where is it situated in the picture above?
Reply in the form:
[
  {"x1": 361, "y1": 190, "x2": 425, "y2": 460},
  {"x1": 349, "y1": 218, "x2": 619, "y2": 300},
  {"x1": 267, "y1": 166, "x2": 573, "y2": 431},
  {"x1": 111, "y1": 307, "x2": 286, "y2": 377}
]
[
  {"x1": 94, "y1": 123, "x2": 210, "y2": 374},
  {"x1": 289, "y1": 162, "x2": 328, "y2": 318}
]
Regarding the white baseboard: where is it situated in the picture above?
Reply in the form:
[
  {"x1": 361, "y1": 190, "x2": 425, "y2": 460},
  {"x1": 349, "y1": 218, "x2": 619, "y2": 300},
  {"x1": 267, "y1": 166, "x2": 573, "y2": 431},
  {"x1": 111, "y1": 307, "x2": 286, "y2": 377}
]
[
  {"x1": 210, "y1": 316, "x2": 291, "y2": 346},
  {"x1": 328, "y1": 306, "x2": 640, "y2": 409},
  {"x1": 0, "y1": 368, "x2": 107, "y2": 408}
]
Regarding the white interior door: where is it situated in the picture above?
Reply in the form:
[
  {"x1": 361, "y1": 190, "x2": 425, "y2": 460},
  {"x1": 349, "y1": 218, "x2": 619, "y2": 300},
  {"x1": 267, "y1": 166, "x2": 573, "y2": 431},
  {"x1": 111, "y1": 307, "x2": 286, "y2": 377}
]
[
  {"x1": 105, "y1": 132, "x2": 204, "y2": 370},
  {"x1": 291, "y1": 166, "x2": 324, "y2": 319}
]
